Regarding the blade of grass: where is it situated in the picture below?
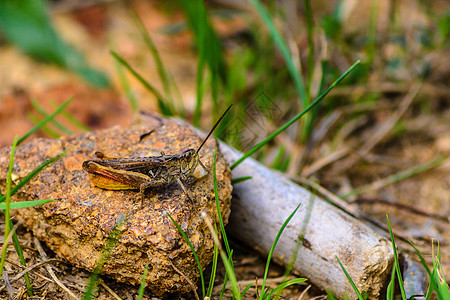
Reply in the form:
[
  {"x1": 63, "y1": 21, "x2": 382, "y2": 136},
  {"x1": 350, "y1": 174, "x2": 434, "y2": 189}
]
[
  {"x1": 0, "y1": 222, "x2": 20, "y2": 277},
  {"x1": 432, "y1": 247, "x2": 450, "y2": 299},
  {"x1": 137, "y1": 265, "x2": 149, "y2": 300},
  {"x1": 240, "y1": 282, "x2": 253, "y2": 297},
  {"x1": 113, "y1": 56, "x2": 139, "y2": 112},
  {"x1": 0, "y1": 152, "x2": 65, "y2": 203},
  {"x1": 194, "y1": 56, "x2": 206, "y2": 126},
  {"x1": 304, "y1": 0, "x2": 314, "y2": 94},
  {"x1": 30, "y1": 98, "x2": 72, "y2": 135},
  {"x1": 0, "y1": 0, "x2": 109, "y2": 87},
  {"x1": 167, "y1": 213, "x2": 205, "y2": 298},
  {"x1": 336, "y1": 255, "x2": 365, "y2": 300},
  {"x1": 267, "y1": 278, "x2": 307, "y2": 298},
  {"x1": 9, "y1": 219, "x2": 33, "y2": 296},
  {"x1": 303, "y1": 0, "x2": 323, "y2": 141},
  {"x1": 18, "y1": 96, "x2": 74, "y2": 146},
  {"x1": 433, "y1": 248, "x2": 450, "y2": 299},
  {"x1": 178, "y1": 0, "x2": 227, "y2": 121},
  {"x1": 204, "y1": 217, "x2": 240, "y2": 300},
  {"x1": 219, "y1": 262, "x2": 229, "y2": 300},
  {"x1": 0, "y1": 136, "x2": 18, "y2": 278},
  {"x1": 213, "y1": 151, "x2": 232, "y2": 258},
  {"x1": 111, "y1": 51, "x2": 173, "y2": 116},
  {"x1": 386, "y1": 215, "x2": 407, "y2": 300},
  {"x1": 0, "y1": 199, "x2": 54, "y2": 210},
  {"x1": 231, "y1": 176, "x2": 253, "y2": 185},
  {"x1": 49, "y1": 100, "x2": 91, "y2": 132},
  {"x1": 386, "y1": 266, "x2": 396, "y2": 300},
  {"x1": 206, "y1": 225, "x2": 219, "y2": 297},
  {"x1": 249, "y1": 0, "x2": 307, "y2": 107},
  {"x1": 83, "y1": 214, "x2": 127, "y2": 299},
  {"x1": 132, "y1": 11, "x2": 176, "y2": 109},
  {"x1": 260, "y1": 202, "x2": 301, "y2": 298},
  {"x1": 231, "y1": 60, "x2": 360, "y2": 170},
  {"x1": 27, "y1": 112, "x2": 62, "y2": 138},
  {"x1": 0, "y1": 138, "x2": 60, "y2": 296},
  {"x1": 409, "y1": 241, "x2": 443, "y2": 299},
  {"x1": 0, "y1": 140, "x2": 61, "y2": 297}
]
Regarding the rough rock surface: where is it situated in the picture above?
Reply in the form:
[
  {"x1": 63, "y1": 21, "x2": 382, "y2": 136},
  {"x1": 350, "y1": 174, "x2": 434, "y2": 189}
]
[{"x1": 0, "y1": 113, "x2": 232, "y2": 295}]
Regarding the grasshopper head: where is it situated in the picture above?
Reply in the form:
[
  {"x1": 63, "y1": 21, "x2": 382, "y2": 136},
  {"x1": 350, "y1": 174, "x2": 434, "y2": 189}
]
[{"x1": 180, "y1": 149, "x2": 199, "y2": 177}]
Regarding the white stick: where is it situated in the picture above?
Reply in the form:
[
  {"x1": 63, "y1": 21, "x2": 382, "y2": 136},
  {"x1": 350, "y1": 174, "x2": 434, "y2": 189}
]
[{"x1": 219, "y1": 143, "x2": 394, "y2": 299}]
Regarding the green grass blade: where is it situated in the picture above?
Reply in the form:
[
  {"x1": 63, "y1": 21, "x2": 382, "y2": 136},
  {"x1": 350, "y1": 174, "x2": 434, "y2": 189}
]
[
  {"x1": 0, "y1": 0, "x2": 109, "y2": 87},
  {"x1": 113, "y1": 56, "x2": 139, "y2": 112},
  {"x1": 386, "y1": 266, "x2": 396, "y2": 300},
  {"x1": 111, "y1": 51, "x2": 173, "y2": 116},
  {"x1": 231, "y1": 60, "x2": 360, "y2": 170},
  {"x1": 49, "y1": 101, "x2": 92, "y2": 132},
  {"x1": 0, "y1": 136, "x2": 18, "y2": 278},
  {"x1": 0, "y1": 199, "x2": 54, "y2": 210},
  {"x1": 0, "y1": 138, "x2": 34, "y2": 296},
  {"x1": 386, "y1": 215, "x2": 407, "y2": 300},
  {"x1": 204, "y1": 218, "x2": 240, "y2": 300},
  {"x1": 206, "y1": 227, "x2": 219, "y2": 297},
  {"x1": 30, "y1": 98, "x2": 73, "y2": 135},
  {"x1": 178, "y1": 0, "x2": 227, "y2": 120},
  {"x1": 137, "y1": 265, "x2": 149, "y2": 300},
  {"x1": 231, "y1": 176, "x2": 253, "y2": 185},
  {"x1": 213, "y1": 151, "x2": 232, "y2": 258},
  {"x1": 260, "y1": 202, "x2": 301, "y2": 298},
  {"x1": 18, "y1": 97, "x2": 74, "y2": 146},
  {"x1": 240, "y1": 283, "x2": 253, "y2": 297},
  {"x1": 27, "y1": 112, "x2": 61, "y2": 138},
  {"x1": 167, "y1": 213, "x2": 205, "y2": 298},
  {"x1": 219, "y1": 264, "x2": 229, "y2": 300},
  {"x1": 267, "y1": 278, "x2": 307, "y2": 298},
  {"x1": 10, "y1": 220, "x2": 33, "y2": 296},
  {"x1": 83, "y1": 214, "x2": 127, "y2": 299},
  {"x1": 0, "y1": 152, "x2": 65, "y2": 203},
  {"x1": 409, "y1": 241, "x2": 442, "y2": 299},
  {"x1": 432, "y1": 247, "x2": 449, "y2": 299},
  {"x1": 304, "y1": 0, "x2": 314, "y2": 94},
  {"x1": 194, "y1": 56, "x2": 206, "y2": 126},
  {"x1": 132, "y1": 11, "x2": 174, "y2": 104},
  {"x1": 430, "y1": 245, "x2": 449, "y2": 299},
  {"x1": 336, "y1": 256, "x2": 364, "y2": 300},
  {"x1": 249, "y1": 0, "x2": 307, "y2": 107}
]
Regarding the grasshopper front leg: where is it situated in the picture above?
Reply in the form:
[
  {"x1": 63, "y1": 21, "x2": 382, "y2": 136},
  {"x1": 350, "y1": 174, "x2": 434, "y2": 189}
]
[{"x1": 159, "y1": 151, "x2": 194, "y2": 203}]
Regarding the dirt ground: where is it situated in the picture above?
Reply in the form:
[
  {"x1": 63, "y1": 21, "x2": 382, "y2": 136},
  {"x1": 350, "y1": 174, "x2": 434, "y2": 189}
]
[{"x1": 0, "y1": 0, "x2": 448, "y2": 299}]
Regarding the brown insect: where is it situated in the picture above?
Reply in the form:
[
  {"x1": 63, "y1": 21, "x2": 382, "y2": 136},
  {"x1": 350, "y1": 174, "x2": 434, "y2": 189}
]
[{"x1": 82, "y1": 105, "x2": 232, "y2": 205}]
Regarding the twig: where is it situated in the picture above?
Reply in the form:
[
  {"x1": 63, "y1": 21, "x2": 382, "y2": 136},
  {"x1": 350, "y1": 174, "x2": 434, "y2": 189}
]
[
  {"x1": 0, "y1": 258, "x2": 59, "y2": 292},
  {"x1": 342, "y1": 156, "x2": 446, "y2": 198},
  {"x1": 302, "y1": 146, "x2": 349, "y2": 177},
  {"x1": 353, "y1": 197, "x2": 449, "y2": 223},
  {"x1": 331, "y1": 83, "x2": 421, "y2": 175},
  {"x1": 99, "y1": 278, "x2": 122, "y2": 300},
  {"x1": 297, "y1": 284, "x2": 311, "y2": 300},
  {"x1": 359, "y1": 83, "x2": 421, "y2": 155},
  {"x1": 331, "y1": 82, "x2": 449, "y2": 98},
  {"x1": 169, "y1": 260, "x2": 200, "y2": 300},
  {"x1": 33, "y1": 237, "x2": 79, "y2": 300},
  {"x1": 3, "y1": 271, "x2": 14, "y2": 300}
]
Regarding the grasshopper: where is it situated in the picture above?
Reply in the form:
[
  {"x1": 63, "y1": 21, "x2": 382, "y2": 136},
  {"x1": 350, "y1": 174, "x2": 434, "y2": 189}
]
[{"x1": 82, "y1": 105, "x2": 232, "y2": 205}]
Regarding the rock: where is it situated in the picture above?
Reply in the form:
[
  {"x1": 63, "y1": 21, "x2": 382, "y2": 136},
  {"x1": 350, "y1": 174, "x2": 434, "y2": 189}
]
[{"x1": 0, "y1": 113, "x2": 232, "y2": 295}]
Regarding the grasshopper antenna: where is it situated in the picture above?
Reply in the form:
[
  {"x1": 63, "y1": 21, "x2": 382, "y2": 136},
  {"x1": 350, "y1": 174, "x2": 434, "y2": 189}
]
[{"x1": 196, "y1": 105, "x2": 233, "y2": 154}]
